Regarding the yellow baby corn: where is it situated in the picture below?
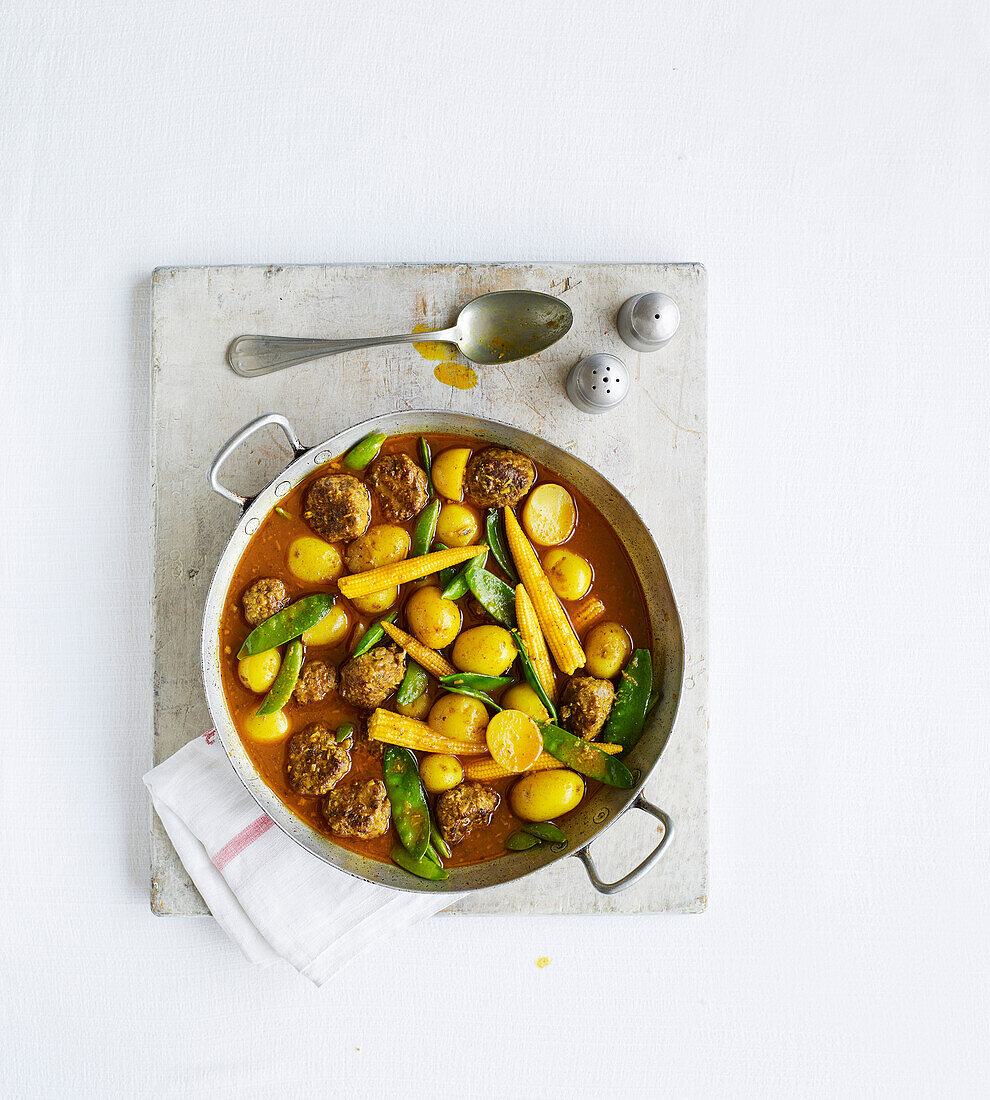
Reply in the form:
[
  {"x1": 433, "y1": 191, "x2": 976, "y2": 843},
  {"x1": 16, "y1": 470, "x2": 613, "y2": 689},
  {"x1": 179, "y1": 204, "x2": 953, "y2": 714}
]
[
  {"x1": 338, "y1": 544, "x2": 485, "y2": 599},
  {"x1": 464, "y1": 742, "x2": 623, "y2": 781},
  {"x1": 514, "y1": 583, "x2": 556, "y2": 701},
  {"x1": 572, "y1": 596, "x2": 605, "y2": 632},
  {"x1": 368, "y1": 708, "x2": 488, "y2": 755},
  {"x1": 380, "y1": 621, "x2": 457, "y2": 679}
]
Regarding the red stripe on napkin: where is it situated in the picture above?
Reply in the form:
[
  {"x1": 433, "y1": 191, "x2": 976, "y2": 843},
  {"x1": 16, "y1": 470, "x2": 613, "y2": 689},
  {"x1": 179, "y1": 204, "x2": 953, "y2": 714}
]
[{"x1": 212, "y1": 814, "x2": 274, "y2": 871}]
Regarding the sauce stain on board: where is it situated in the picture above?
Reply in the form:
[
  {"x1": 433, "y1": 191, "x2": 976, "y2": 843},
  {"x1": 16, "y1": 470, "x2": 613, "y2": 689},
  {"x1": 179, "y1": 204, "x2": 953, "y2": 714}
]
[{"x1": 412, "y1": 322, "x2": 478, "y2": 390}]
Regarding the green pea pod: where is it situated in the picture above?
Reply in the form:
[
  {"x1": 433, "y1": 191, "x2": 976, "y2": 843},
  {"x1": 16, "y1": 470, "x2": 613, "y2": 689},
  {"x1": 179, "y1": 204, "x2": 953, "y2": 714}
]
[
  {"x1": 434, "y1": 543, "x2": 460, "y2": 589},
  {"x1": 520, "y1": 821, "x2": 566, "y2": 844},
  {"x1": 430, "y1": 824, "x2": 452, "y2": 860},
  {"x1": 238, "y1": 594, "x2": 335, "y2": 658},
  {"x1": 511, "y1": 629, "x2": 558, "y2": 725},
  {"x1": 646, "y1": 688, "x2": 661, "y2": 716},
  {"x1": 600, "y1": 649, "x2": 653, "y2": 749},
  {"x1": 342, "y1": 432, "x2": 387, "y2": 471},
  {"x1": 382, "y1": 746, "x2": 431, "y2": 860},
  {"x1": 506, "y1": 831, "x2": 543, "y2": 851},
  {"x1": 410, "y1": 498, "x2": 441, "y2": 558},
  {"x1": 539, "y1": 723, "x2": 635, "y2": 789},
  {"x1": 465, "y1": 560, "x2": 516, "y2": 626},
  {"x1": 396, "y1": 661, "x2": 428, "y2": 706},
  {"x1": 256, "y1": 639, "x2": 304, "y2": 716},
  {"x1": 423, "y1": 844, "x2": 442, "y2": 868},
  {"x1": 335, "y1": 722, "x2": 356, "y2": 742},
  {"x1": 440, "y1": 673, "x2": 513, "y2": 692},
  {"x1": 440, "y1": 549, "x2": 487, "y2": 600},
  {"x1": 442, "y1": 684, "x2": 502, "y2": 711},
  {"x1": 485, "y1": 509, "x2": 518, "y2": 583},
  {"x1": 351, "y1": 611, "x2": 398, "y2": 657},
  {"x1": 419, "y1": 437, "x2": 432, "y2": 487},
  {"x1": 391, "y1": 844, "x2": 450, "y2": 881}
]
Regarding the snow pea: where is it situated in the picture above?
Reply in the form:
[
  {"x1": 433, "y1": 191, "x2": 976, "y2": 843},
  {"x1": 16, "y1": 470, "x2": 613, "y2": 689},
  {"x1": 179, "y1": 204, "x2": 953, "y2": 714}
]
[
  {"x1": 419, "y1": 437, "x2": 432, "y2": 488},
  {"x1": 465, "y1": 557, "x2": 516, "y2": 626},
  {"x1": 510, "y1": 630, "x2": 558, "y2": 725},
  {"x1": 423, "y1": 843, "x2": 443, "y2": 868},
  {"x1": 539, "y1": 723, "x2": 635, "y2": 788},
  {"x1": 505, "y1": 831, "x2": 543, "y2": 851},
  {"x1": 237, "y1": 594, "x2": 334, "y2": 658},
  {"x1": 335, "y1": 722, "x2": 356, "y2": 743},
  {"x1": 256, "y1": 639, "x2": 303, "y2": 716},
  {"x1": 396, "y1": 661, "x2": 428, "y2": 706},
  {"x1": 520, "y1": 821, "x2": 566, "y2": 844},
  {"x1": 351, "y1": 611, "x2": 398, "y2": 657},
  {"x1": 440, "y1": 673, "x2": 513, "y2": 693},
  {"x1": 485, "y1": 509, "x2": 518, "y2": 583},
  {"x1": 382, "y1": 746, "x2": 431, "y2": 860},
  {"x1": 391, "y1": 845, "x2": 450, "y2": 881},
  {"x1": 600, "y1": 649, "x2": 653, "y2": 749},
  {"x1": 430, "y1": 824, "x2": 451, "y2": 860},
  {"x1": 410, "y1": 498, "x2": 441, "y2": 557},
  {"x1": 442, "y1": 684, "x2": 502, "y2": 711},
  {"x1": 341, "y1": 431, "x2": 387, "y2": 471},
  {"x1": 440, "y1": 549, "x2": 487, "y2": 600}
]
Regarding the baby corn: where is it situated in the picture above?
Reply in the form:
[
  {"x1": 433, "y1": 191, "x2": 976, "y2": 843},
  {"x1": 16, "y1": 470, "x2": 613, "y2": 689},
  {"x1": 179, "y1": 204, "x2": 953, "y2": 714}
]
[
  {"x1": 380, "y1": 621, "x2": 457, "y2": 679},
  {"x1": 465, "y1": 742, "x2": 623, "y2": 781},
  {"x1": 338, "y1": 544, "x2": 485, "y2": 599},
  {"x1": 503, "y1": 508, "x2": 585, "y2": 675},
  {"x1": 368, "y1": 708, "x2": 488, "y2": 755},
  {"x1": 515, "y1": 584, "x2": 556, "y2": 701}
]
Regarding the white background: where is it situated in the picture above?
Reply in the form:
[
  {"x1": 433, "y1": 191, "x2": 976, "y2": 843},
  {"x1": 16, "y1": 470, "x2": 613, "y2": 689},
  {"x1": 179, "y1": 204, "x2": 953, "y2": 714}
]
[{"x1": 2, "y1": 1, "x2": 987, "y2": 1096}]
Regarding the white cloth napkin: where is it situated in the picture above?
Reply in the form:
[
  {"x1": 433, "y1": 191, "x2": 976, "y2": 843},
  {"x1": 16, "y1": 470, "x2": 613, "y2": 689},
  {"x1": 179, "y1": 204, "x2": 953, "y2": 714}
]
[{"x1": 144, "y1": 731, "x2": 462, "y2": 985}]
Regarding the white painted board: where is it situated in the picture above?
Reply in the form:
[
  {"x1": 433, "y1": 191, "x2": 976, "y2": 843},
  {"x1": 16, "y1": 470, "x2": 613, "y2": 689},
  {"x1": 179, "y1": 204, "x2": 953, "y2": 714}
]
[{"x1": 150, "y1": 262, "x2": 708, "y2": 915}]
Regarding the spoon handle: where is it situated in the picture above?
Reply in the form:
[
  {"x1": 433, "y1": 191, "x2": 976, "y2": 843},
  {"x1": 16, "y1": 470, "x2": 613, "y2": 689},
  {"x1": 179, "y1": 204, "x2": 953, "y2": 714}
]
[{"x1": 228, "y1": 330, "x2": 456, "y2": 377}]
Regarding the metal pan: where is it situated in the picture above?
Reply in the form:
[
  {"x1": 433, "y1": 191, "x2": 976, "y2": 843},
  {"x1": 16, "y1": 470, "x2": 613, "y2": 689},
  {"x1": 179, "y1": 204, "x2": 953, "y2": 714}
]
[{"x1": 202, "y1": 411, "x2": 684, "y2": 895}]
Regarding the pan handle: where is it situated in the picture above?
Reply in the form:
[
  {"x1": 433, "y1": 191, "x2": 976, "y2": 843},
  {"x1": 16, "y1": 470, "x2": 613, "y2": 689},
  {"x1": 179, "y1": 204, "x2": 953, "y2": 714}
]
[
  {"x1": 575, "y1": 794, "x2": 673, "y2": 895},
  {"x1": 207, "y1": 413, "x2": 304, "y2": 509}
]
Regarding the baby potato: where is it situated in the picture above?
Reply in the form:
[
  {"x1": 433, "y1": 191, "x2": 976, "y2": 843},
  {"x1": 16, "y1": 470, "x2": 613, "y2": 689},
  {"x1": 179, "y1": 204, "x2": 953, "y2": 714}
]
[
  {"x1": 405, "y1": 585, "x2": 462, "y2": 649},
  {"x1": 584, "y1": 621, "x2": 633, "y2": 679},
  {"x1": 486, "y1": 709, "x2": 543, "y2": 773},
  {"x1": 500, "y1": 683, "x2": 550, "y2": 723},
  {"x1": 419, "y1": 753, "x2": 464, "y2": 794},
  {"x1": 287, "y1": 536, "x2": 343, "y2": 583},
  {"x1": 301, "y1": 603, "x2": 349, "y2": 647},
  {"x1": 242, "y1": 707, "x2": 290, "y2": 743},
  {"x1": 428, "y1": 693, "x2": 489, "y2": 742},
  {"x1": 452, "y1": 625, "x2": 518, "y2": 677},
  {"x1": 435, "y1": 502, "x2": 480, "y2": 547},
  {"x1": 510, "y1": 769, "x2": 585, "y2": 822},
  {"x1": 344, "y1": 524, "x2": 410, "y2": 574},
  {"x1": 397, "y1": 691, "x2": 432, "y2": 720},
  {"x1": 238, "y1": 648, "x2": 281, "y2": 693},
  {"x1": 522, "y1": 484, "x2": 577, "y2": 546},
  {"x1": 431, "y1": 447, "x2": 472, "y2": 501},
  {"x1": 350, "y1": 586, "x2": 398, "y2": 615},
  {"x1": 543, "y1": 548, "x2": 593, "y2": 601}
]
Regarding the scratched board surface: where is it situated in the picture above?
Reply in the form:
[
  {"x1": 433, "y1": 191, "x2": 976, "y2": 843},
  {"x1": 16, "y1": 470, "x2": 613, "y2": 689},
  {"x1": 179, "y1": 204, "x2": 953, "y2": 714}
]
[{"x1": 150, "y1": 263, "x2": 708, "y2": 915}]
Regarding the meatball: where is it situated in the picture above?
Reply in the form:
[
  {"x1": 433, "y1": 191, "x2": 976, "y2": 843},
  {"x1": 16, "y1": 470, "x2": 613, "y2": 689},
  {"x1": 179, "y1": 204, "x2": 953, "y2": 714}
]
[
  {"x1": 464, "y1": 447, "x2": 536, "y2": 508},
  {"x1": 304, "y1": 474, "x2": 371, "y2": 542},
  {"x1": 337, "y1": 645, "x2": 406, "y2": 709},
  {"x1": 286, "y1": 723, "x2": 351, "y2": 796},
  {"x1": 436, "y1": 781, "x2": 500, "y2": 845},
  {"x1": 559, "y1": 675, "x2": 615, "y2": 741},
  {"x1": 242, "y1": 578, "x2": 289, "y2": 626},
  {"x1": 323, "y1": 778, "x2": 390, "y2": 839},
  {"x1": 293, "y1": 659, "x2": 336, "y2": 704},
  {"x1": 367, "y1": 454, "x2": 429, "y2": 521}
]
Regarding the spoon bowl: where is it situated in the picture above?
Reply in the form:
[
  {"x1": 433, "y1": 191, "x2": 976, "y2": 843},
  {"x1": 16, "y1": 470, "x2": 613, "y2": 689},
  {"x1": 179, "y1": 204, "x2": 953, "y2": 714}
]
[{"x1": 227, "y1": 290, "x2": 573, "y2": 377}]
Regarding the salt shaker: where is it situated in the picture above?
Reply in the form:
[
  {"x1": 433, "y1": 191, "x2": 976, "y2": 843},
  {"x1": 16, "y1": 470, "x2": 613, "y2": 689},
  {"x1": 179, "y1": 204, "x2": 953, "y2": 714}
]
[{"x1": 616, "y1": 292, "x2": 680, "y2": 352}]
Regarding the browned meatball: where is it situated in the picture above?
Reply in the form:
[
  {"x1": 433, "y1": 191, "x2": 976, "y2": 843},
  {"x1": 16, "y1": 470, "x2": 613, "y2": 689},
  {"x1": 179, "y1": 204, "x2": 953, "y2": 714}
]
[
  {"x1": 293, "y1": 660, "x2": 336, "y2": 704},
  {"x1": 323, "y1": 778, "x2": 390, "y2": 839},
  {"x1": 242, "y1": 578, "x2": 289, "y2": 626},
  {"x1": 304, "y1": 474, "x2": 371, "y2": 542},
  {"x1": 436, "y1": 781, "x2": 500, "y2": 845},
  {"x1": 337, "y1": 645, "x2": 405, "y2": 709},
  {"x1": 464, "y1": 447, "x2": 536, "y2": 508},
  {"x1": 367, "y1": 454, "x2": 429, "y2": 521},
  {"x1": 559, "y1": 675, "x2": 615, "y2": 741},
  {"x1": 286, "y1": 723, "x2": 351, "y2": 796}
]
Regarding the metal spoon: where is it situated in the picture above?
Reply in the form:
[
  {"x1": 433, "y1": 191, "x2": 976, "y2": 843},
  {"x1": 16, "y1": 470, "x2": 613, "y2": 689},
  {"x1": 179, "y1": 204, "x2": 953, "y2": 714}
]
[{"x1": 227, "y1": 290, "x2": 573, "y2": 378}]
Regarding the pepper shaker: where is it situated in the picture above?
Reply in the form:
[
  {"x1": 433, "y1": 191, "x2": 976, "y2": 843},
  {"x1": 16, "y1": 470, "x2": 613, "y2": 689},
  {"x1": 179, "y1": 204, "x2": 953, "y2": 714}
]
[{"x1": 617, "y1": 292, "x2": 680, "y2": 352}]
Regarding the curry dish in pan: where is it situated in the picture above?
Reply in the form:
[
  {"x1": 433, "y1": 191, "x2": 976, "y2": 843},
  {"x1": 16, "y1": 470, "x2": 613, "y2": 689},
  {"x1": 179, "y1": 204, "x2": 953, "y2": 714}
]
[{"x1": 219, "y1": 431, "x2": 656, "y2": 881}]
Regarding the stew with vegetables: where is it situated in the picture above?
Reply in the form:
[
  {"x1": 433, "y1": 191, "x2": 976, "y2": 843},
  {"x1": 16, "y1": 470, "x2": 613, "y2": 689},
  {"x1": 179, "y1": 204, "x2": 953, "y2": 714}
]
[{"x1": 218, "y1": 432, "x2": 654, "y2": 879}]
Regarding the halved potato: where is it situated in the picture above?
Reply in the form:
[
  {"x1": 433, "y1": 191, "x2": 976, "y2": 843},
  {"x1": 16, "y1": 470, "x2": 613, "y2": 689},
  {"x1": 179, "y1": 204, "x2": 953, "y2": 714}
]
[
  {"x1": 522, "y1": 484, "x2": 576, "y2": 546},
  {"x1": 486, "y1": 709, "x2": 542, "y2": 773},
  {"x1": 431, "y1": 447, "x2": 472, "y2": 501},
  {"x1": 543, "y1": 549, "x2": 593, "y2": 601}
]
